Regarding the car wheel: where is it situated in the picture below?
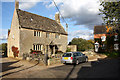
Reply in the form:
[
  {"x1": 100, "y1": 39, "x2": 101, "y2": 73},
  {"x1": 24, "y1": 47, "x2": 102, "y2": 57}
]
[{"x1": 76, "y1": 60, "x2": 79, "y2": 65}]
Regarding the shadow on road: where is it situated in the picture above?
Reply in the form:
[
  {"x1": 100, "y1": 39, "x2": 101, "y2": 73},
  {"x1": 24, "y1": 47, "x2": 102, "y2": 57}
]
[
  {"x1": 76, "y1": 58, "x2": 120, "y2": 79},
  {"x1": 64, "y1": 64, "x2": 76, "y2": 80},
  {"x1": 0, "y1": 60, "x2": 21, "y2": 72},
  {"x1": 48, "y1": 58, "x2": 120, "y2": 79},
  {"x1": 1, "y1": 61, "x2": 39, "y2": 78}
]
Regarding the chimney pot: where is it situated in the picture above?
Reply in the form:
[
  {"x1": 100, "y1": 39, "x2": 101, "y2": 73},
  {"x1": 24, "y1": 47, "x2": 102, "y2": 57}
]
[
  {"x1": 15, "y1": 0, "x2": 19, "y2": 9},
  {"x1": 55, "y1": 13, "x2": 60, "y2": 23}
]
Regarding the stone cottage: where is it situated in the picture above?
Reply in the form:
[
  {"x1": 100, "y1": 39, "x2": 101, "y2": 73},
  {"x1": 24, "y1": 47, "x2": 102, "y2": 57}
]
[{"x1": 7, "y1": 1, "x2": 68, "y2": 58}]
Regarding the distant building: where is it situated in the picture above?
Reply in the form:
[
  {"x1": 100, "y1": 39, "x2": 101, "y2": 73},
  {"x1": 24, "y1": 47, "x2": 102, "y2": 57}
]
[
  {"x1": 7, "y1": 1, "x2": 68, "y2": 58},
  {"x1": 94, "y1": 25, "x2": 119, "y2": 52},
  {"x1": 67, "y1": 45, "x2": 77, "y2": 52}
]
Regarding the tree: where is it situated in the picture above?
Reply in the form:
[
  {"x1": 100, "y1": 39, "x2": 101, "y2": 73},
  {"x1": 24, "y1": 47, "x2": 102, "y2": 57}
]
[
  {"x1": 0, "y1": 43, "x2": 7, "y2": 57},
  {"x1": 69, "y1": 38, "x2": 94, "y2": 51},
  {"x1": 99, "y1": 1, "x2": 120, "y2": 28},
  {"x1": 99, "y1": 1, "x2": 120, "y2": 53}
]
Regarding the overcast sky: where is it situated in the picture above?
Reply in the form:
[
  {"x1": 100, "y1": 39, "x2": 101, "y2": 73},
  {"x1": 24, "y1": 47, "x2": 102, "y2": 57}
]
[{"x1": 1, "y1": 0, "x2": 104, "y2": 44}]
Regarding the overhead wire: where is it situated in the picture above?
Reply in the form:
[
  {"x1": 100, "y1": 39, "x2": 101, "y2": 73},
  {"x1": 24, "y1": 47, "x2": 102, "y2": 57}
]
[{"x1": 52, "y1": 0, "x2": 68, "y2": 28}]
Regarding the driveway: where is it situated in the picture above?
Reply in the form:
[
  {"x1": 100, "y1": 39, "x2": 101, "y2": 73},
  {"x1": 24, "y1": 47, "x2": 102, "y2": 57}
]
[{"x1": 0, "y1": 56, "x2": 120, "y2": 79}]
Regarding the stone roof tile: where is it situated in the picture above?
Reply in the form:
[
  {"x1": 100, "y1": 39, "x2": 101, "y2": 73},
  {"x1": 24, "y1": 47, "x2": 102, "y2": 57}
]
[{"x1": 16, "y1": 9, "x2": 67, "y2": 35}]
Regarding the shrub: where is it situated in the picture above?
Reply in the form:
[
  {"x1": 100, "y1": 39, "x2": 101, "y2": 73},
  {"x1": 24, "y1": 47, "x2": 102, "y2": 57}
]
[{"x1": 66, "y1": 48, "x2": 71, "y2": 52}]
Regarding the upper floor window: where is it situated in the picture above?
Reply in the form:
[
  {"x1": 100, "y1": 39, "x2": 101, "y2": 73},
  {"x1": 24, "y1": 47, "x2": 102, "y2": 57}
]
[
  {"x1": 34, "y1": 31, "x2": 41, "y2": 37},
  {"x1": 55, "y1": 34, "x2": 60, "y2": 39},
  {"x1": 46, "y1": 33, "x2": 49, "y2": 38}
]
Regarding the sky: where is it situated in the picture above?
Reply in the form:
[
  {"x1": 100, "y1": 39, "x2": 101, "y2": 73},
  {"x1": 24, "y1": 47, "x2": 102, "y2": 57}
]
[{"x1": 0, "y1": 0, "x2": 104, "y2": 44}]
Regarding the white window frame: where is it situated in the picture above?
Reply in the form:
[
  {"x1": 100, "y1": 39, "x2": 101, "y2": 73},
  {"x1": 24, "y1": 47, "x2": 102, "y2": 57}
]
[
  {"x1": 33, "y1": 44, "x2": 43, "y2": 51},
  {"x1": 114, "y1": 44, "x2": 119, "y2": 51}
]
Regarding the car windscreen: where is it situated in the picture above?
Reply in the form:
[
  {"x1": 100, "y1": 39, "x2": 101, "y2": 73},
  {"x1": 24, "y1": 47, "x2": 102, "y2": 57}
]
[{"x1": 63, "y1": 53, "x2": 72, "y2": 57}]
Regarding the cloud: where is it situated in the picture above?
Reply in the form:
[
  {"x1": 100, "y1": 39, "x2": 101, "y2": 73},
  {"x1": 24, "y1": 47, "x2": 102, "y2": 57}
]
[
  {"x1": 0, "y1": 29, "x2": 8, "y2": 40},
  {"x1": 18, "y1": 0, "x2": 103, "y2": 29},
  {"x1": 19, "y1": 0, "x2": 41, "y2": 10},
  {"x1": 68, "y1": 30, "x2": 94, "y2": 42},
  {"x1": 44, "y1": 0, "x2": 103, "y2": 29},
  {"x1": 19, "y1": 2, "x2": 37, "y2": 10},
  {"x1": 0, "y1": 34, "x2": 7, "y2": 40}
]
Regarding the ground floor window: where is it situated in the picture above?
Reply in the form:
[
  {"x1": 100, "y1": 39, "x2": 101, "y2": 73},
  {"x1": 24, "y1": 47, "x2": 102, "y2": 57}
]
[{"x1": 33, "y1": 44, "x2": 43, "y2": 51}]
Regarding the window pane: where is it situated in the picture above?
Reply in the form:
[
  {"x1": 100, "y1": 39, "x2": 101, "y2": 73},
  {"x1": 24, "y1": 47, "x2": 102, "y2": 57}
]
[
  {"x1": 33, "y1": 45, "x2": 35, "y2": 50},
  {"x1": 38, "y1": 45, "x2": 39, "y2": 51},
  {"x1": 36, "y1": 45, "x2": 37, "y2": 50},
  {"x1": 63, "y1": 53, "x2": 71, "y2": 57},
  {"x1": 34, "y1": 31, "x2": 36, "y2": 36},
  {"x1": 37, "y1": 31, "x2": 38, "y2": 36},
  {"x1": 39, "y1": 32, "x2": 40, "y2": 37}
]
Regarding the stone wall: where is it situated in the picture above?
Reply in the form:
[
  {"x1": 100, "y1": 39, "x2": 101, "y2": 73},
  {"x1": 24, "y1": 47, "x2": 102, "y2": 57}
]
[
  {"x1": 20, "y1": 28, "x2": 67, "y2": 57},
  {"x1": 7, "y1": 9, "x2": 20, "y2": 57},
  {"x1": 67, "y1": 45, "x2": 77, "y2": 52}
]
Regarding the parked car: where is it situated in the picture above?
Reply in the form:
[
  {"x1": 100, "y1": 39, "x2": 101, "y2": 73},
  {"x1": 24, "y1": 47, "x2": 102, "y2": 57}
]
[{"x1": 61, "y1": 52, "x2": 88, "y2": 64}]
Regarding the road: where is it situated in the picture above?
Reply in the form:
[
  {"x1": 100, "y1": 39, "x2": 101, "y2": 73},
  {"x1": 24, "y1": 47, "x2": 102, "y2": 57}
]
[{"x1": 0, "y1": 56, "x2": 120, "y2": 80}]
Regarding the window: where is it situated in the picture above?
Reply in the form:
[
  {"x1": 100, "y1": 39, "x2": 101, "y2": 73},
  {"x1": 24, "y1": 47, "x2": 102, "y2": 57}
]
[
  {"x1": 37, "y1": 31, "x2": 38, "y2": 36},
  {"x1": 63, "y1": 53, "x2": 72, "y2": 57},
  {"x1": 114, "y1": 35, "x2": 118, "y2": 41},
  {"x1": 34, "y1": 31, "x2": 36, "y2": 36},
  {"x1": 114, "y1": 44, "x2": 119, "y2": 51},
  {"x1": 38, "y1": 32, "x2": 41, "y2": 37},
  {"x1": 34, "y1": 31, "x2": 41, "y2": 37},
  {"x1": 55, "y1": 34, "x2": 59, "y2": 38},
  {"x1": 33, "y1": 44, "x2": 42, "y2": 51},
  {"x1": 46, "y1": 33, "x2": 49, "y2": 38},
  {"x1": 33, "y1": 44, "x2": 35, "y2": 50}
]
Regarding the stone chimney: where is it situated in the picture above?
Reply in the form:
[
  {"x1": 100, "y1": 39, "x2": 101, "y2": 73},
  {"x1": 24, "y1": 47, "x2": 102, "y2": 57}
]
[
  {"x1": 55, "y1": 13, "x2": 60, "y2": 23},
  {"x1": 15, "y1": 0, "x2": 19, "y2": 9}
]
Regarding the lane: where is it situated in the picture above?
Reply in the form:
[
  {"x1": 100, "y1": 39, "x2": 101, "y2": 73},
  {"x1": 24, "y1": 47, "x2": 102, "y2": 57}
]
[
  {"x1": 44, "y1": 62, "x2": 92, "y2": 78},
  {"x1": 1, "y1": 57, "x2": 119, "y2": 79}
]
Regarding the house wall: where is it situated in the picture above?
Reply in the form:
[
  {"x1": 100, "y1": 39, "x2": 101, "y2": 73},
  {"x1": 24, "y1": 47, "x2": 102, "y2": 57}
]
[
  {"x1": 94, "y1": 34, "x2": 106, "y2": 38},
  {"x1": 67, "y1": 45, "x2": 77, "y2": 52},
  {"x1": 7, "y1": 9, "x2": 20, "y2": 57},
  {"x1": 19, "y1": 28, "x2": 67, "y2": 57}
]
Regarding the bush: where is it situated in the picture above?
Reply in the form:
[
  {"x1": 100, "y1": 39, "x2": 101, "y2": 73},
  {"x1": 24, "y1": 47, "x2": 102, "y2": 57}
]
[
  {"x1": 102, "y1": 52, "x2": 119, "y2": 58},
  {"x1": 69, "y1": 38, "x2": 94, "y2": 51},
  {"x1": 66, "y1": 48, "x2": 71, "y2": 52}
]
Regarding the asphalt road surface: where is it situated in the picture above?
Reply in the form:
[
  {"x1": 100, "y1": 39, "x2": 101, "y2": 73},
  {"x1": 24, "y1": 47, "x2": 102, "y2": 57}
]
[{"x1": 1, "y1": 56, "x2": 120, "y2": 80}]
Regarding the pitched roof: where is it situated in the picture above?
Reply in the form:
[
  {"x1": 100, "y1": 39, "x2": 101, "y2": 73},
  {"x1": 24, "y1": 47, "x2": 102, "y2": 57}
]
[
  {"x1": 94, "y1": 25, "x2": 106, "y2": 34},
  {"x1": 16, "y1": 9, "x2": 67, "y2": 35}
]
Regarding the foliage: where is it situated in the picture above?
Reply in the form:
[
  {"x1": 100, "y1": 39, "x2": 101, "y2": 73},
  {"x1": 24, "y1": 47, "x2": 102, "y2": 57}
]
[
  {"x1": 99, "y1": 1, "x2": 120, "y2": 28},
  {"x1": 66, "y1": 47, "x2": 71, "y2": 52},
  {"x1": 94, "y1": 38, "x2": 102, "y2": 45},
  {"x1": 105, "y1": 35, "x2": 114, "y2": 52},
  {"x1": 0, "y1": 43, "x2": 7, "y2": 57},
  {"x1": 102, "y1": 52, "x2": 119, "y2": 58},
  {"x1": 12, "y1": 46, "x2": 19, "y2": 57},
  {"x1": 87, "y1": 39, "x2": 94, "y2": 45},
  {"x1": 69, "y1": 38, "x2": 94, "y2": 51}
]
